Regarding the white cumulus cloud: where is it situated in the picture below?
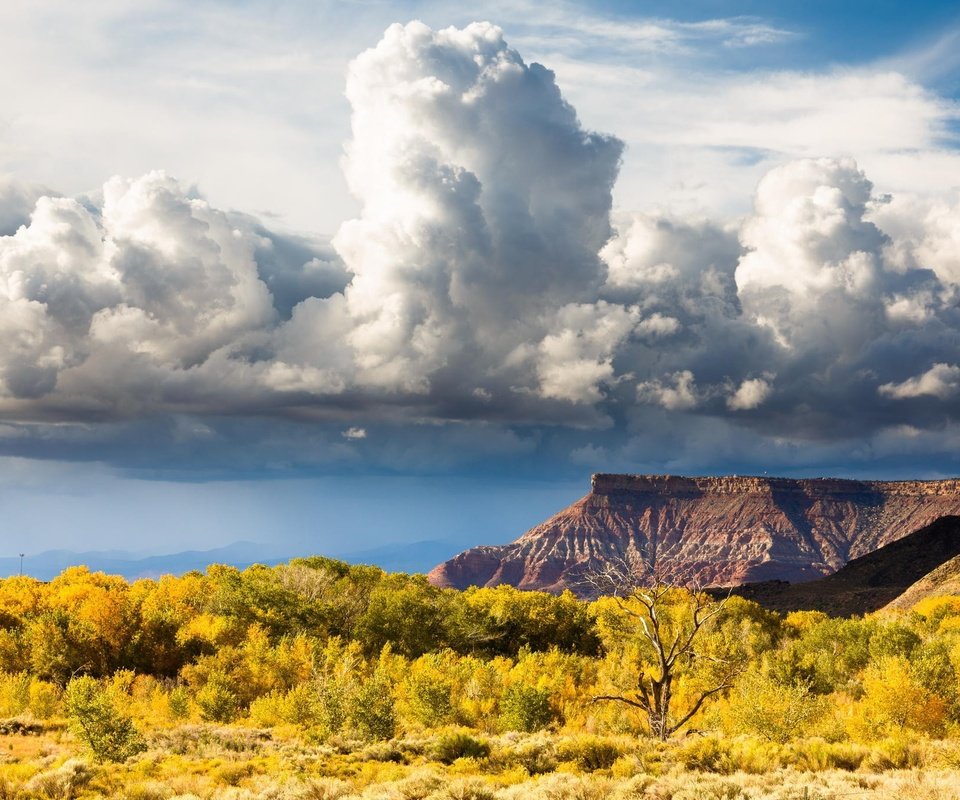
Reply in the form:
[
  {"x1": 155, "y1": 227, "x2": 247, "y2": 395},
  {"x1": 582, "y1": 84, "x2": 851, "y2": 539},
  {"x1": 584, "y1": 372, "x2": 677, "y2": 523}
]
[
  {"x1": 727, "y1": 377, "x2": 774, "y2": 410},
  {"x1": 880, "y1": 363, "x2": 960, "y2": 400},
  {"x1": 637, "y1": 370, "x2": 700, "y2": 411}
]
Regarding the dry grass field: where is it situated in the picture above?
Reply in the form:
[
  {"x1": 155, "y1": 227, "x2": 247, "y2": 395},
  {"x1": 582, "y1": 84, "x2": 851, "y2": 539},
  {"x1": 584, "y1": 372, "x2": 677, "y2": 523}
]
[{"x1": 1, "y1": 724, "x2": 960, "y2": 800}]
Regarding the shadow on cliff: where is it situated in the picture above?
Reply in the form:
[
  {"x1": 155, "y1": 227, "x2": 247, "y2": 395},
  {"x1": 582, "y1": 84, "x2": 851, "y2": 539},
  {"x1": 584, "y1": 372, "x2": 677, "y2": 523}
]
[{"x1": 723, "y1": 515, "x2": 960, "y2": 616}]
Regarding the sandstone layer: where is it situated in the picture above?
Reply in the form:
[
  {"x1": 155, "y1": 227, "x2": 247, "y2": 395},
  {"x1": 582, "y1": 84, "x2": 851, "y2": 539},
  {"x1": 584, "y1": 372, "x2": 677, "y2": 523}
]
[{"x1": 427, "y1": 474, "x2": 960, "y2": 592}]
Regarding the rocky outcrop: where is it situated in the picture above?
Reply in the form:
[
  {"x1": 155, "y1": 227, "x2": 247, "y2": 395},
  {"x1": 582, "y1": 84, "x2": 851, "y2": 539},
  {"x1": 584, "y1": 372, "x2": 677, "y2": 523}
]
[{"x1": 427, "y1": 474, "x2": 960, "y2": 592}]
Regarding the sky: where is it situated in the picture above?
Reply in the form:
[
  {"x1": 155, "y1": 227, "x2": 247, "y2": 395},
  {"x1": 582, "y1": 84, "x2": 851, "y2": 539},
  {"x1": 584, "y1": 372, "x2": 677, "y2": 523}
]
[{"x1": 1, "y1": 0, "x2": 960, "y2": 557}]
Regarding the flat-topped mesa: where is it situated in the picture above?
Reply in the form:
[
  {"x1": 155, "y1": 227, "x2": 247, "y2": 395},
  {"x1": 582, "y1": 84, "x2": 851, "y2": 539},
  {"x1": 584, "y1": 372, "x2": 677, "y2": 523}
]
[
  {"x1": 428, "y1": 473, "x2": 960, "y2": 594},
  {"x1": 589, "y1": 473, "x2": 960, "y2": 497}
]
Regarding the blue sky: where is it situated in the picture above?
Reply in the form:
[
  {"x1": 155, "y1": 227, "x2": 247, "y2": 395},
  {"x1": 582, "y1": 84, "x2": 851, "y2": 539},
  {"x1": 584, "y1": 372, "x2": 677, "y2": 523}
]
[{"x1": 1, "y1": 1, "x2": 960, "y2": 558}]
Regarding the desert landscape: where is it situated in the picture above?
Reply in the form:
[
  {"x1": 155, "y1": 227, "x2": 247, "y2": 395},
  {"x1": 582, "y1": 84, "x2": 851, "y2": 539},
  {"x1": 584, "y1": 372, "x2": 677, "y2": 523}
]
[
  {"x1": 2, "y1": 1, "x2": 960, "y2": 797},
  {"x1": 2, "y1": 475, "x2": 960, "y2": 798}
]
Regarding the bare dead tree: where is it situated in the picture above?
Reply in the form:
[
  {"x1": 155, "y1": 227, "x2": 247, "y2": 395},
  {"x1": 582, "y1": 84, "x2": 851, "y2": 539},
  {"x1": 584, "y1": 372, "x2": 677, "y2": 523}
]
[{"x1": 582, "y1": 554, "x2": 739, "y2": 740}]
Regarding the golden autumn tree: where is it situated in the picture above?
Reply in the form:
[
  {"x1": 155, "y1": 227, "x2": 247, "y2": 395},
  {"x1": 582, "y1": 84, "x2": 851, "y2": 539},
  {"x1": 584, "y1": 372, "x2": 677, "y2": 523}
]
[{"x1": 588, "y1": 560, "x2": 739, "y2": 740}]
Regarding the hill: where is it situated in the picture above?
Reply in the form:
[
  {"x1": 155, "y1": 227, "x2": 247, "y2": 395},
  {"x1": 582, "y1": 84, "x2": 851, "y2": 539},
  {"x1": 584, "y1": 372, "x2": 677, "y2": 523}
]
[
  {"x1": 428, "y1": 474, "x2": 960, "y2": 592},
  {"x1": 728, "y1": 515, "x2": 960, "y2": 615},
  {"x1": 885, "y1": 551, "x2": 960, "y2": 611}
]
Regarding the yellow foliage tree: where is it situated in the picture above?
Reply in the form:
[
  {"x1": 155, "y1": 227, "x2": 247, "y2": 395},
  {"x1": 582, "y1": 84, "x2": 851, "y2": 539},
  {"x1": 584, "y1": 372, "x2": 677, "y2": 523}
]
[{"x1": 851, "y1": 656, "x2": 949, "y2": 740}]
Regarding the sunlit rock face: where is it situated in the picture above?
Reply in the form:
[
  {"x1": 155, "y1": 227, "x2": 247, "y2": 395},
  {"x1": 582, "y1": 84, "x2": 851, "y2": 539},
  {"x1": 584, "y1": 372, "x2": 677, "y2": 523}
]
[{"x1": 428, "y1": 473, "x2": 960, "y2": 593}]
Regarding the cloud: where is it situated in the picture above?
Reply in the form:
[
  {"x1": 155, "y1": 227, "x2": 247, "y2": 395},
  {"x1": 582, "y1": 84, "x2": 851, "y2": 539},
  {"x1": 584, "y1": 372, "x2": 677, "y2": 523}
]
[
  {"x1": 278, "y1": 20, "x2": 626, "y2": 415},
  {"x1": 536, "y1": 302, "x2": 639, "y2": 404},
  {"x1": 1, "y1": 22, "x2": 960, "y2": 478},
  {"x1": 538, "y1": 47, "x2": 960, "y2": 225},
  {"x1": 0, "y1": 177, "x2": 54, "y2": 236},
  {"x1": 727, "y1": 377, "x2": 773, "y2": 410},
  {"x1": 0, "y1": 170, "x2": 345, "y2": 412},
  {"x1": 637, "y1": 370, "x2": 700, "y2": 411},
  {"x1": 879, "y1": 363, "x2": 960, "y2": 400},
  {"x1": 509, "y1": 8, "x2": 795, "y2": 57}
]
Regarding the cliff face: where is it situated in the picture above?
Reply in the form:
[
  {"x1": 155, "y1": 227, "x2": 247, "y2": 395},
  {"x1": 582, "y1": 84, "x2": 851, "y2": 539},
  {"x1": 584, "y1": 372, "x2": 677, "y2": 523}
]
[{"x1": 427, "y1": 474, "x2": 960, "y2": 592}]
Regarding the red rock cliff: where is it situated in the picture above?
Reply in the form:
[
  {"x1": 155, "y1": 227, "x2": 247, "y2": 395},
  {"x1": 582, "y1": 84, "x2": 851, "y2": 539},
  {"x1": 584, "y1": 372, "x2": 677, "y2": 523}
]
[{"x1": 427, "y1": 474, "x2": 960, "y2": 592}]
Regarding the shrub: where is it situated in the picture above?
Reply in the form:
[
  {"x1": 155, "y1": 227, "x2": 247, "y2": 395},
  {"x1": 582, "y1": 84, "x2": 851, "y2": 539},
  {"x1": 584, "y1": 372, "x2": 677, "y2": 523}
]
[
  {"x1": 675, "y1": 736, "x2": 735, "y2": 774},
  {"x1": 361, "y1": 741, "x2": 406, "y2": 762},
  {"x1": 430, "y1": 731, "x2": 491, "y2": 764},
  {"x1": 863, "y1": 737, "x2": 926, "y2": 771},
  {"x1": 555, "y1": 735, "x2": 621, "y2": 772},
  {"x1": 118, "y1": 782, "x2": 170, "y2": 800},
  {"x1": 24, "y1": 759, "x2": 93, "y2": 798},
  {"x1": 65, "y1": 676, "x2": 146, "y2": 763},
  {"x1": 499, "y1": 685, "x2": 554, "y2": 733},
  {"x1": 497, "y1": 772, "x2": 611, "y2": 800},
  {"x1": 28, "y1": 679, "x2": 60, "y2": 720},
  {"x1": 392, "y1": 770, "x2": 444, "y2": 800},
  {"x1": 0, "y1": 672, "x2": 30, "y2": 717},
  {"x1": 784, "y1": 738, "x2": 867, "y2": 772},
  {"x1": 500, "y1": 739, "x2": 557, "y2": 775},
  {"x1": 297, "y1": 777, "x2": 353, "y2": 799},
  {"x1": 424, "y1": 777, "x2": 497, "y2": 800},
  {"x1": 248, "y1": 691, "x2": 285, "y2": 727},
  {"x1": 350, "y1": 670, "x2": 396, "y2": 741},
  {"x1": 194, "y1": 674, "x2": 239, "y2": 723},
  {"x1": 403, "y1": 664, "x2": 454, "y2": 728},
  {"x1": 168, "y1": 686, "x2": 191, "y2": 720},
  {"x1": 728, "y1": 672, "x2": 825, "y2": 743}
]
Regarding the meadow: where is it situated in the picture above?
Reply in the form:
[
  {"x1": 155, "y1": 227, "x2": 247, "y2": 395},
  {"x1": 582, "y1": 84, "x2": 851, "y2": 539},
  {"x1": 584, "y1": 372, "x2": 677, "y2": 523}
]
[{"x1": 0, "y1": 558, "x2": 959, "y2": 798}]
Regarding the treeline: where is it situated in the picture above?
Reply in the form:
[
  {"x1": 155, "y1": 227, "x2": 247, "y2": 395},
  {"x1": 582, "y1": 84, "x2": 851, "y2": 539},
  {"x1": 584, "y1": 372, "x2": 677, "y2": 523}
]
[
  {"x1": 1, "y1": 558, "x2": 960, "y2": 754},
  {"x1": 0, "y1": 559, "x2": 597, "y2": 682}
]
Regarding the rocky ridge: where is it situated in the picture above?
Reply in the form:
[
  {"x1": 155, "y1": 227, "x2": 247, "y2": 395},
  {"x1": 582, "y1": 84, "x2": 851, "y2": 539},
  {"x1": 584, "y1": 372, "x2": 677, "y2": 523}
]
[
  {"x1": 727, "y1": 516, "x2": 960, "y2": 616},
  {"x1": 427, "y1": 474, "x2": 960, "y2": 593}
]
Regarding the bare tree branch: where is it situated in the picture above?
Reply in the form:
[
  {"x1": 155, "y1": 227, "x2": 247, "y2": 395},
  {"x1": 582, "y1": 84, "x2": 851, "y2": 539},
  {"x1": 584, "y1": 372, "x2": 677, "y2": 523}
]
[{"x1": 586, "y1": 553, "x2": 740, "y2": 740}]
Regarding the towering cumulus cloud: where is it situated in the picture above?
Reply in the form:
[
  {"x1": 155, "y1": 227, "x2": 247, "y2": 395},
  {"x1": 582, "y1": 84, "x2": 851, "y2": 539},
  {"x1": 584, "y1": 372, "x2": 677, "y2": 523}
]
[
  {"x1": 1, "y1": 21, "x2": 960, "y2": 473},
  {"x1": 300, "y1": 21, "x2": 627, "y2": 409}
]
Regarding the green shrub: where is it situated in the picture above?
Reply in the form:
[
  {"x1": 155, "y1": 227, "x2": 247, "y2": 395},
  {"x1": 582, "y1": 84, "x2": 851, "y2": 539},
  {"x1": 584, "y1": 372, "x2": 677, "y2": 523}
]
[
  {"x1": 194, "y1": 674, "x2": 239, "y2": 723},
  {"x1": 675, "y1": 736, "x2": 735, "y2": 774},
  {"x1": 351, "y1": 671, "x2": 395, "y2": 741},
  {"x1": 168, "y1": 686, "x2": 191, "y2": 720},
  {"x1": 65, "y1": 676, "x2": 146, "y2": 763},
  {"x1": 430, "y1": 730, "x2": 491, "y2": 764},
  {"x1": 499, "y1": 685, "x2": 555, "y2": 733},
  {"x1": 404, "y1": 667, "x2": 454, "y2": 727},
  {"x1": 555, "y1": 735, "x2": 621, "y2": 771}
]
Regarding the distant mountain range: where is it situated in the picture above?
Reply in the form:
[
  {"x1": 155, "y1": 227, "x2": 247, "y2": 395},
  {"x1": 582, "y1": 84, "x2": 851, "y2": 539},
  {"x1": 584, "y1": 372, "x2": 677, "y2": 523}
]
[{"x1": 0, "y1": 539, "x2": 465, "y2": 581}]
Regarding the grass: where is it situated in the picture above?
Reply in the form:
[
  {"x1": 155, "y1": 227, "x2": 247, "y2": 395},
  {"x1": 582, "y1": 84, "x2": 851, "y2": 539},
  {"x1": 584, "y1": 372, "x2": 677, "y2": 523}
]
[{"x1": 0, "y1": 720, "x2": 958, "y2": 799}]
